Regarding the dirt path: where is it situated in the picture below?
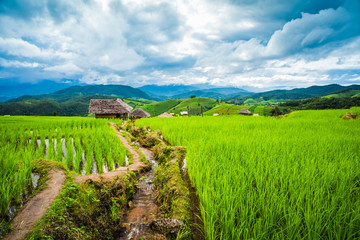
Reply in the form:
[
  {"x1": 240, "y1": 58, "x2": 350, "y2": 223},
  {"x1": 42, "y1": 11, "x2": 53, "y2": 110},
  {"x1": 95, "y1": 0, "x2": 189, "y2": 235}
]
[
  {"x1": 75, "y1": 122, "x2": 146, "y2": 183},
  {"x1": 5, "y1": 170, "x2": 66, "y2": 240}
]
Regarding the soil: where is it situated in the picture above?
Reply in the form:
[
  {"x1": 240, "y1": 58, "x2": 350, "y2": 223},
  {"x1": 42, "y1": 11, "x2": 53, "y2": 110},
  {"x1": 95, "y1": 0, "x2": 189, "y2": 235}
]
[
  {"x1": 75, "y1": 122, "x2": 146, "y2": 183},
  {"x1": 4, "y1": 170, "x2": 66, "y2": 240}
]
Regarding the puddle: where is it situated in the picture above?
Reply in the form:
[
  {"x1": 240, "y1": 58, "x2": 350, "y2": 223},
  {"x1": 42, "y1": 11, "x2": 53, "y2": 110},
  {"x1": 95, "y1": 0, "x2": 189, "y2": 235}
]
[
  {"x1": 125, "y1": 155, "x2": 129, "y2": 167},
  {"x1": 80, "y1": 152, "x2": 86, "y2": 175},
  {"x1": 31, "y1": 173, "x2": 40, "y2": 188},
  {"x1": 91, "y1": 160, "x2": 98, "y2": 175},
  {"x1": 118, "y1": 148, "x2": 158, "y2": 239},
  {"x1": 182, "y1": 157, "x2": 187, "y2": 173},
  {"x1": 103, "y1": 162, "x2": 109, "y2": 173}
]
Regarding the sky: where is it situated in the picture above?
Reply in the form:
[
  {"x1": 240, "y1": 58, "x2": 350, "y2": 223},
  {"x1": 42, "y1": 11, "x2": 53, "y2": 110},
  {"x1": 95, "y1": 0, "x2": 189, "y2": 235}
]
[{"x1": 0, "y1": 0, "x2": 359, "y2": 90}]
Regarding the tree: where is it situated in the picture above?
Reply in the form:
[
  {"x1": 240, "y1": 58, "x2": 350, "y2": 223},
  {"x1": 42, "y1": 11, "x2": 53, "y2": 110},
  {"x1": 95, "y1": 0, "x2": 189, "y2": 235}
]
[
  {"x1": 190, "y1": 95, "x2": 196, "y2": 98},
  {"x1": 53, "y1": 111, "x2": 57, "y2": 116},
  {"x1": 270, "y1": 106, "x2": 283, "y2": 116}
]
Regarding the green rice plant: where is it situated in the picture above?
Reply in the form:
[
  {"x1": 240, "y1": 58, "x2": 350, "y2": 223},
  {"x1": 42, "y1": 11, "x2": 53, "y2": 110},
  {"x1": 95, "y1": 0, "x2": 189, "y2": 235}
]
[
  {"x1": 138, "y1": 109, "x2": 360, "y2": 240},
  {"x1": 0, "y1": 116, "x2": 129, "y2": 222},
  {"x1": 65, "y1": 138, "x2": 74, "y2": 170}
]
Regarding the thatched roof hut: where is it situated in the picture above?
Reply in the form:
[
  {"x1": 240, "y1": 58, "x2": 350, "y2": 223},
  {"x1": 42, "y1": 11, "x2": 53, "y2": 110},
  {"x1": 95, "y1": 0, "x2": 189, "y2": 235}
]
[
  {"x1": 89, "y1": 98, "x2": 133, "y2": 119},
  {"x1": 238, "y1": 108, "x2": 251, "y2": 115},
  {"x1": 130, "y1": 108, "x2": 151, "y2": 118},
  {"x1": 158, "y1": 112, "x2": 173, "y2": 118}
]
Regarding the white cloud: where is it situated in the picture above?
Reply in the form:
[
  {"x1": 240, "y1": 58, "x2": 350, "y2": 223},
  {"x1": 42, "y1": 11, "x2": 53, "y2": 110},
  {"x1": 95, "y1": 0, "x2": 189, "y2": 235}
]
[
  {"x1": 44, "y1": 63, "x2": 83, "y2": 76},
  {"x1": 0, "y1": 58, "x2": 44, "y2": 68}
]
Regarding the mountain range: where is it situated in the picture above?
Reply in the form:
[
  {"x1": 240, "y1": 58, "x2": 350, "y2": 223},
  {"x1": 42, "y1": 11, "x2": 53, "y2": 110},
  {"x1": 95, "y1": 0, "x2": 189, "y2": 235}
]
[{"x1": 0, "y1": 82, "x2": 360, "y2": 116}]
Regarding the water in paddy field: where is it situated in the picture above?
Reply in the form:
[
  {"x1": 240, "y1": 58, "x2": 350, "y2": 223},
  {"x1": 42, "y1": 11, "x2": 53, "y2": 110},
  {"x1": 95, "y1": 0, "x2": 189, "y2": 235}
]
[
  {"x1": 118, "y1": 148, "x2": 158, "y2": 240},
  {"x1": 125, "y1": 155, "x2": 129, "y2": 167},
  {"x1": 80, "y1": 152, "x2": 86, "y2": 175},
  {"x1": 91, "y1": 159, "x2": 98, "y2": 175},
  {"x1": 103, "y1": 162, "x2": 109, "y2": 173},
  {"x1": 5, "y1": 173, "x2": 41, "y2": 225}
]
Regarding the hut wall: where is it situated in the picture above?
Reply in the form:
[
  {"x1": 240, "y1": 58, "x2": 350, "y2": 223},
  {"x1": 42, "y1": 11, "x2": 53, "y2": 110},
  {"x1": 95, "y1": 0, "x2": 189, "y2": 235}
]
[{"x1": 95, "y1": 114, "x2": 118, "y2": 118}]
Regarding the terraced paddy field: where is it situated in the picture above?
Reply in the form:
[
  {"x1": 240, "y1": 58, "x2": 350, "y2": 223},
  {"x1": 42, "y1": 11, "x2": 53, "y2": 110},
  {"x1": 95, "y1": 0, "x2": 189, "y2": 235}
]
[
  {"x1": 137, "y1": 109, "x2": 360, "y2": 239},
  {"x1": 0, "y1": 116, "x2": 126, "y2": 223}
]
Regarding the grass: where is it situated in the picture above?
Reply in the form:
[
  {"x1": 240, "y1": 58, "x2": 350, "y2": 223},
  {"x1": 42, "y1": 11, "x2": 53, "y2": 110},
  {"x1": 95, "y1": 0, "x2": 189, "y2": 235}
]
[{"x1": 137, "y1": 109, "x2": 360, "y2": 239}]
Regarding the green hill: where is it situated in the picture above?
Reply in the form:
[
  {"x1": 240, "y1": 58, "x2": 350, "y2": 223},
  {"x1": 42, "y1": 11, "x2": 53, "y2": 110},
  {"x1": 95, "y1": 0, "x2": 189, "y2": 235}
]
[
  {"x1": 323, "y1": 88, "x2": 360, "y2": 98},
  {"x1": 140, "y1": 99, "x2": 183, "y2": 116},
  {"x1": 168, "y1": 97, "x2": 217, "y2": 115},
  {"x1": 203, "y1": 104, "x2": 247, "y2": 115}
]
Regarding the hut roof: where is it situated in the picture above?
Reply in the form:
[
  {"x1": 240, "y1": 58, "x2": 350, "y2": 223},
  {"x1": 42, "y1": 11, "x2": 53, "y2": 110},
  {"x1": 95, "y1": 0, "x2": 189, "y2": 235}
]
[
  {"x1": 130, "y1": 108, "x2": 151, "y2": 118},
  {"x1": 238, "y1": 108, "x2": 251, "y2": 115},
  {"x1": 89, "y1": 98, "x2": 133, "y2": 114},
  {"x1": 158, "y1": 112, "x2": 173, "y2": 118}
]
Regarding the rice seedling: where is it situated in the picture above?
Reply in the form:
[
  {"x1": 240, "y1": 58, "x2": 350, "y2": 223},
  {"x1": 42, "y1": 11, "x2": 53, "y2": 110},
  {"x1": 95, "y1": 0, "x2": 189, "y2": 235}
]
[
  {"x1": 0, "y1": 116, "x2": 128, "y2": 220},
  {"x1": 138, "y1": 109, "x2": 360, "y2": 239}
]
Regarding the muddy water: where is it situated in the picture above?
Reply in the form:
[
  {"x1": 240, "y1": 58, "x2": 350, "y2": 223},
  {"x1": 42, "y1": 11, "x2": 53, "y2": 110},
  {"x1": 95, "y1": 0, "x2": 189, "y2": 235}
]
[{"x1": 118, "y1": 148, "x2": 159, "y2": 240}]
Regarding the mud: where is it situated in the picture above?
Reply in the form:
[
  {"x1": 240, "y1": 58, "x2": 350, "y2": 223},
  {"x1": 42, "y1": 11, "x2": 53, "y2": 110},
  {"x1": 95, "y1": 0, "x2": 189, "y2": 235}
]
[{"x1": 4, "y1": 170, "x2": 66, "y2": 240}]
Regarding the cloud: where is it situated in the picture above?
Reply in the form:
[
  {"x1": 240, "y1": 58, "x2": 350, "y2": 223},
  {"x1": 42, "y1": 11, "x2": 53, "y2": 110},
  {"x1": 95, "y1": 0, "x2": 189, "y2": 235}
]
[
  {"x1": 0, "y1": 58, "x2": 43, "y2": 68},
  {"x1": 0, "y1": 0, "x2": 359, "y2": 89},
  {"x1": 266, "y1": 6, "x2": 357, "y2": 57},
  {"x1": 44, "y1": 63, "x2": 83, "y2": 76}
]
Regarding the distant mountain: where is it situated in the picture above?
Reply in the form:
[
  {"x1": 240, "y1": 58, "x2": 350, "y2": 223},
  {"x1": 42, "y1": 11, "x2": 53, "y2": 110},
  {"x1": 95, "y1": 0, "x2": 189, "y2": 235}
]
[
  {"x1": 172, "y1": 90, "x2": 251, "y2": 99},
  {"x1": 7, "y1": 84, "x2": 156, "y2": 103},
  {"x1": 138, "y1": 84, "x2": 198, "y2": 97},
  {"x1": 230, "y1": 84, "x2": 360, "y2": 102},
  {"x1": 139, "y1": 84, "x2": 249, "y2": 99},
  {"x1": 0, "y1": 79, "x2": 78, "y2": 102}
]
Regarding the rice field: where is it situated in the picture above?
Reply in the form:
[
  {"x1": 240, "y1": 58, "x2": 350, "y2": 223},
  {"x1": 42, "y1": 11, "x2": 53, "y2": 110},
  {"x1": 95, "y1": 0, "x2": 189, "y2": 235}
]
[
  {"x1": 138, "y1": 109, "x2": 360, "y2": 239},
  {"x1": 0, "y1": 116, "x2": 127, "y2": 220}
]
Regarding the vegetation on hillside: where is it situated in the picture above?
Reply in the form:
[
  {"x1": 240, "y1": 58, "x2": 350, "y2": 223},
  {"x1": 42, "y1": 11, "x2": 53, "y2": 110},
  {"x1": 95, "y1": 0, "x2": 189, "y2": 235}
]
[
  {"x1": 323, "y1": 88, "x2": 360, "y2": 98},
  {"x1": 280, "y1": 96, "x2": 360, "y2": 110},
  {"x1": 140, "y1": 99, "x2": 183, "y2": 116},
  {"x1": 203, "y1": 104, "x2": 247, "y2": 115},
  {"x1": 0, "y1": 96, "x2": 153, "y2": 116},
  {"x1": 168, "y1": 97, "x2": 217, "y2": 115}
]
